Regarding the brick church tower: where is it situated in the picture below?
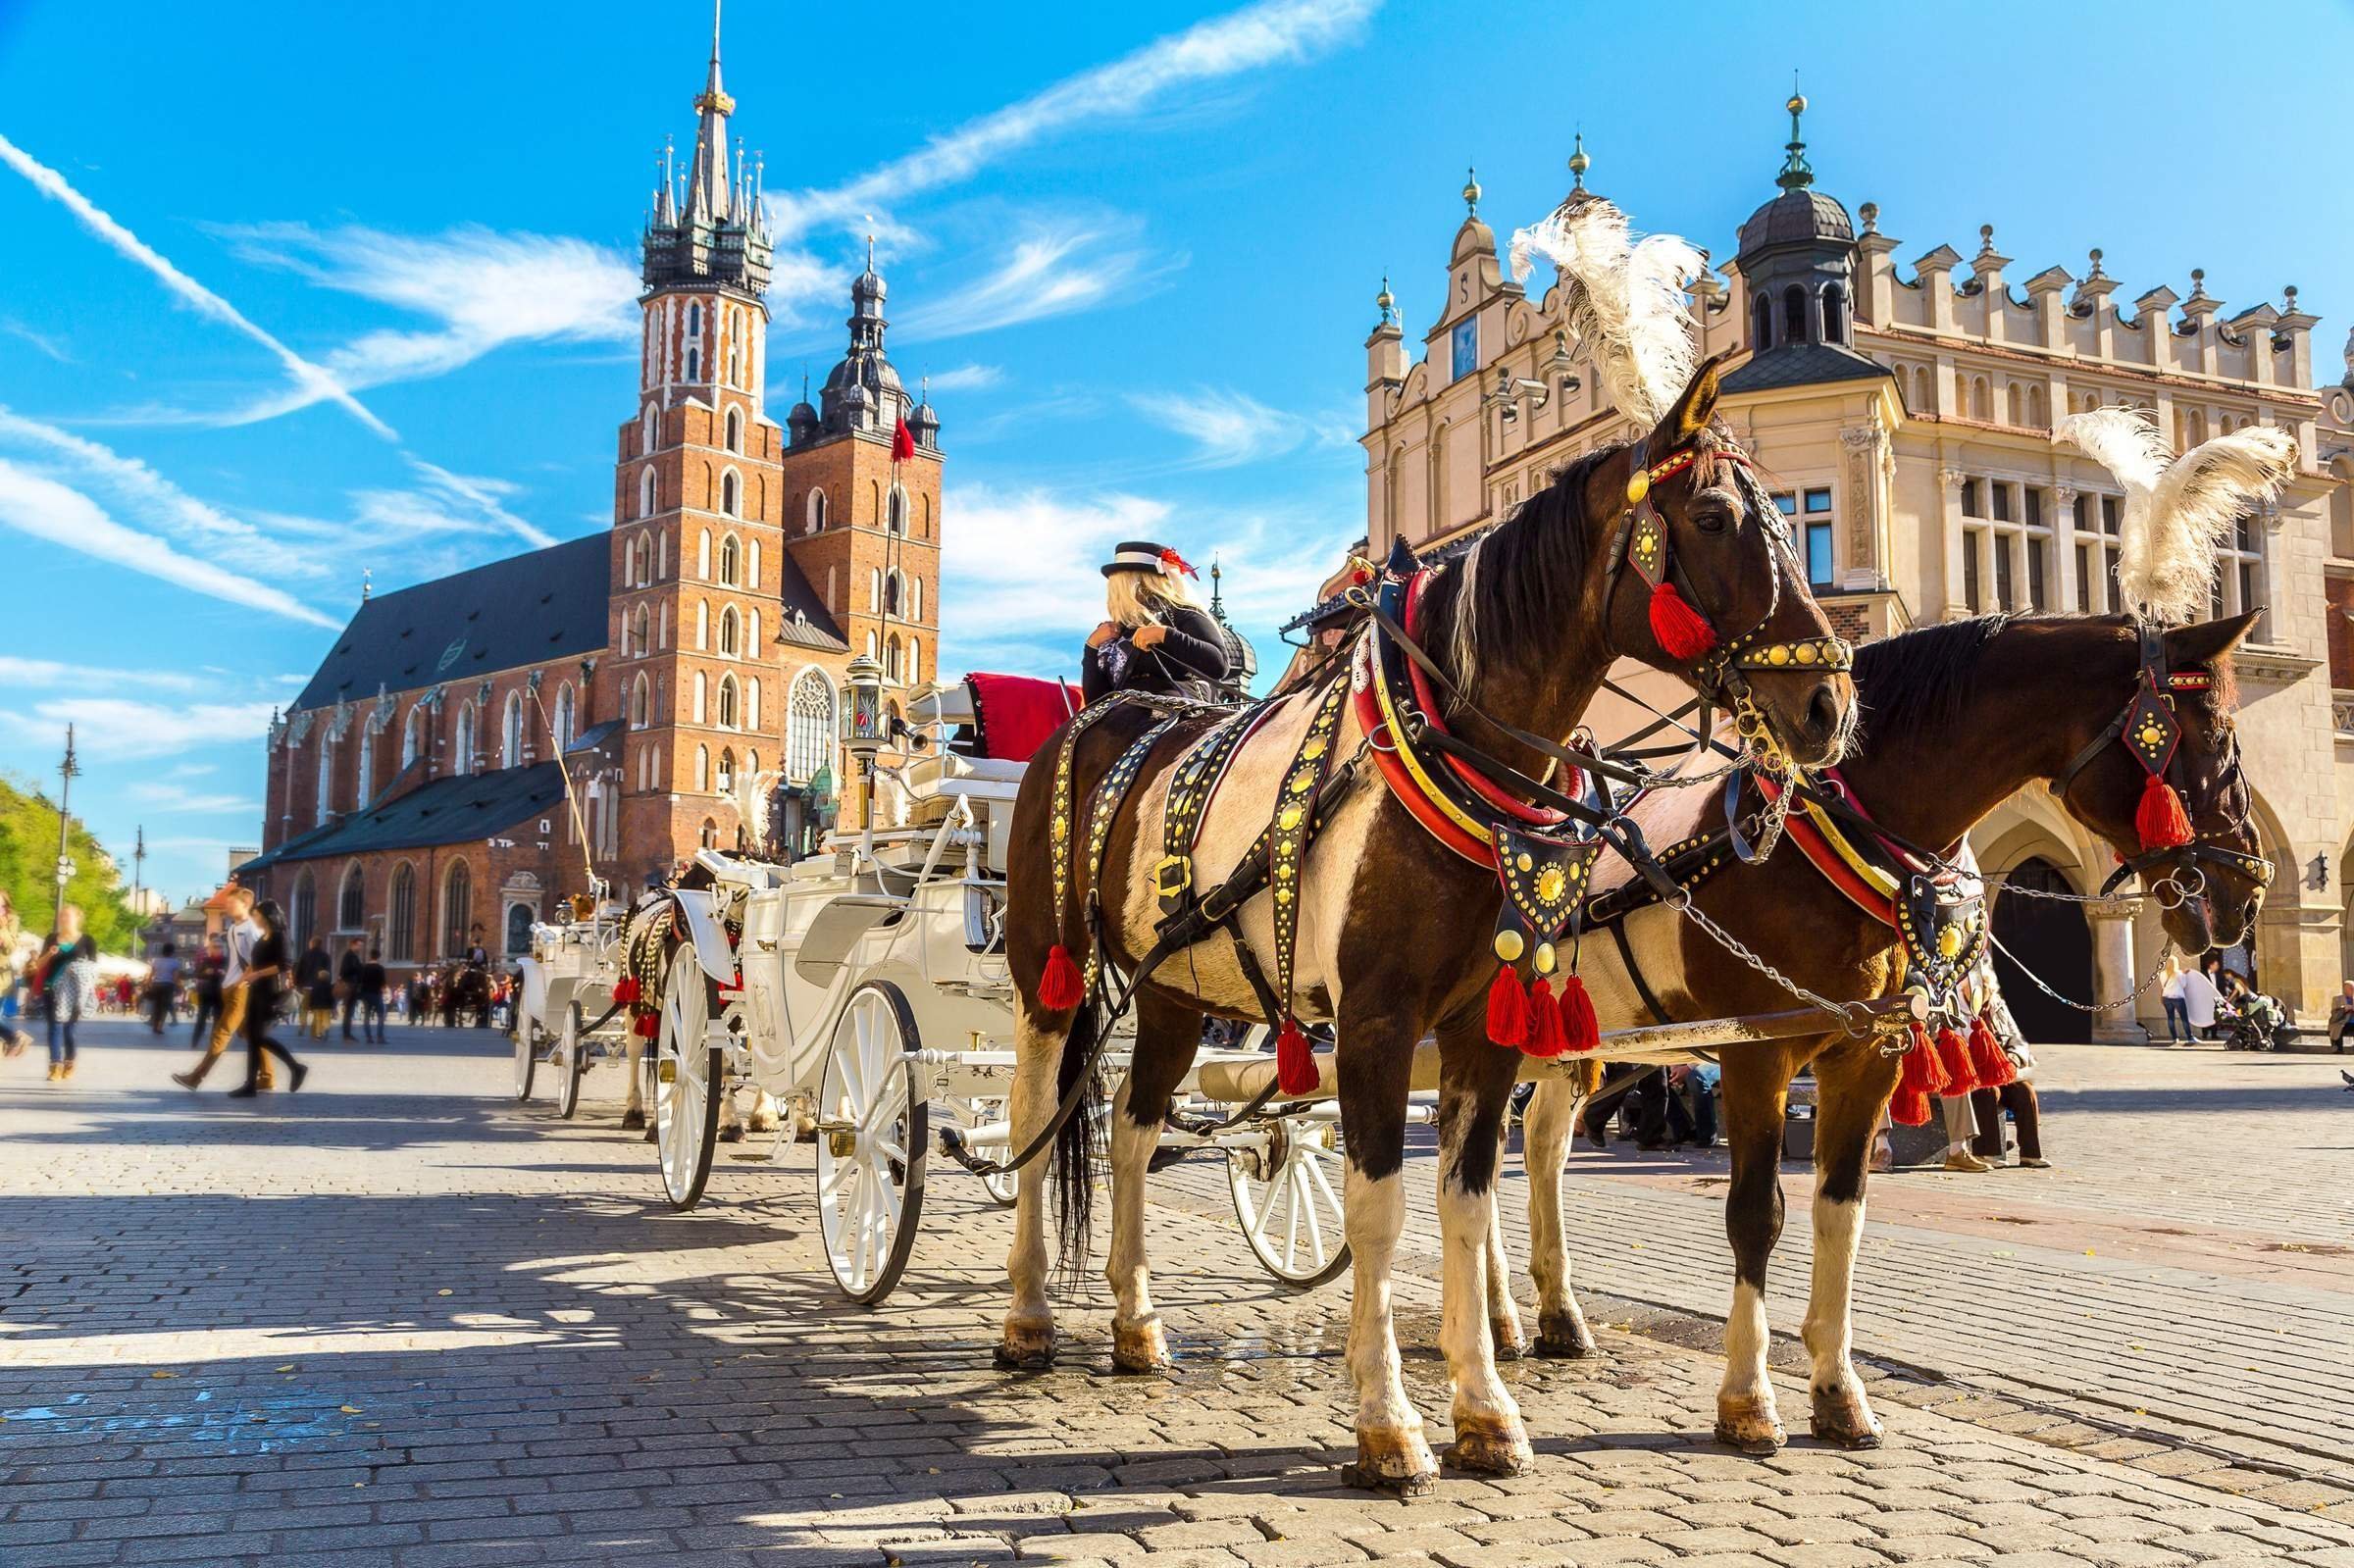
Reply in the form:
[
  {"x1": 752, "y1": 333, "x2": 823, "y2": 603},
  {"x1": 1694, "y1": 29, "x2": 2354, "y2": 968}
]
[{"x1": 607, "y1": 4, "x2": 942, "y2": 875}]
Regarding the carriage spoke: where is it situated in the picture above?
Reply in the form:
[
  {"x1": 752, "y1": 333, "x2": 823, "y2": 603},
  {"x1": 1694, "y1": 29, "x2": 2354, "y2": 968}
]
[{"x1": 1294, "y1": 1160, "x2": 1326, "y2": 1266}]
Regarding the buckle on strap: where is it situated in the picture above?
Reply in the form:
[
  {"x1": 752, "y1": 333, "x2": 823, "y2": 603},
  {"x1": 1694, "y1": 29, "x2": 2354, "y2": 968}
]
[{"x1": 1154, "y1": 853, "x2": 1194, "y2": 907}]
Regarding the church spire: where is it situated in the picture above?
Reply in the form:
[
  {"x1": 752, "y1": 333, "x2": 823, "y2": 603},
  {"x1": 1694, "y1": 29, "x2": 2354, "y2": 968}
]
[
  {"x1": 684, "y1": 0, "x2": 735, "y2": 225},
  {"x1": 1776, "y1": 79, "x2": 1814, "y2": 192}
]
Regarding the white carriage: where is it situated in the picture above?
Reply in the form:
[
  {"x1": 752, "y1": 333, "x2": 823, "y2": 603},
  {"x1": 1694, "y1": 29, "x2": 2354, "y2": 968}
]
[
  {"x1": 513, "y1": 898, "x2": 637, "y2": 1121},
  {"x1": 640, "y1": 670, "x2": 1356, "y2": 1302}
]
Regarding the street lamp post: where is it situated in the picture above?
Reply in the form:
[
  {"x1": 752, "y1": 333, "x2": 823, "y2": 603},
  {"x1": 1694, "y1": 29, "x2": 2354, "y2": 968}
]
[
  {"x1": 51, "y1": 725, "x2": 79, "y2": 936},
  {"x1": 839, "y1": 653, "x2": 886, "y2": 846},
  {"x1": 132, "y1": 825, "x2": 147, "y2": 951}
]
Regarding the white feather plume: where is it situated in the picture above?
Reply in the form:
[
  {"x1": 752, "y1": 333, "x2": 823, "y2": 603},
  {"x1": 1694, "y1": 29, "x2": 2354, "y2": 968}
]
[
  {"x1": 733, "y1": 767, "x2": 781, "y2": 853},
  {"x1": 1509, "y1": 198, "x2": 1702, "y2": 426},
  {"x1": 2053, "y1": 410, "x2": 2298, "y2": 624}
]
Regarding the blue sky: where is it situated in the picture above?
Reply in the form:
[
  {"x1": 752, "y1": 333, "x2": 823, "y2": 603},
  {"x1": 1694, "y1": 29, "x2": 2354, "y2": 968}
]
[{"x1": 3, "y1": 0, "x2": 2351, "y2": 906}]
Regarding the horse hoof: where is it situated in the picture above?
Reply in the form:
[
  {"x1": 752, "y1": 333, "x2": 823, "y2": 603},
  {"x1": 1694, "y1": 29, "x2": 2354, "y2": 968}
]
[
  {"x1": 1111, "y1": 1319, "x2": 1171, "y2": 1375},
  {"x1": 718, "y1": 1124, "x2": 743, "y2": 1143},
  {"x1": 1810, "y1": 1388, "x2": 1884, "y2": 1449},
  {"x1": 1532, "y1": 1311, "x2": 1597, "y2": 1359},
  {"x1": 1714, "y1": 1401, "x2": 1786, "y2": 1456},
  {"x1": 1488, "y1": 1318, "x2": 1527, "y2": 1362},
  {"x1": 994, "y1": 1323, "x2": 1054, "y2": 1371},
  {"x1": 1445, "y1": 1417, "x2": 1533, "y2": 1478},
  {"x1": 1346, "y1": 1427, "x2": 1439, "y2": 1496},
  {"x1": 620, "y1": 1109, "x2": 646, "y2": 1131}
]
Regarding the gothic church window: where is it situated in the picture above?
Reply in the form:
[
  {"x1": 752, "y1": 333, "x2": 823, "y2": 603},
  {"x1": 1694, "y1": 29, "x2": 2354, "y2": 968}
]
[
  {"x1": 453, "y1": 704, "x2": 475, "y2": 777},
  {"x1": 501, "y1": 691, "x2": 525, "y2": 768},
  {"x1": 807, "y1": 488, "x2": 827, "y2": 531},
  {"x1": 338, "y1": 864, "x2": 365, "y2": 933},
  {"x1": 315, "y1": 738, "x2": 333, "y2": 827},
  {"x1": 719, "y1": 533, "x2": 740, "y2": 585},
  {"x1": 402, "y1": 706, "x2": 423, "y2": 769},
  {"x1": 721, "y1": 470, "x2": 740, "y2": 517},
  {"x1": 888, "y1": 485, "x2": 905, "y2": 533},
  {"x1": 631, "y1": 674, "x2": 649, "y2": 730},
  {"x1": 387, "y1": 862, "x2": 416, "y2": 963},
  {"x1": 717, "y1": 748, "x2": 736, "y2": 793},
  {"x1": 725, "y1": 407, "x2": 742, "y2": 452},
  {"x1": 719, "y1": 605, "x2": 740, "y2": 656},
  {"x1": 787, "y1": 670, "x2": 834, "y2": 784},
  {"x1": 641, "y1": 405, "x2": 657, "y2": 454},
  {"x1": 442, "y1": 860, "x2": 471, "y2": 957},
  {"x1": 640, "y1": 467, "x2": 657, "y2": 519},
  {"x1": 717, "y1": 675, "x2": 739, "y2": 730}
]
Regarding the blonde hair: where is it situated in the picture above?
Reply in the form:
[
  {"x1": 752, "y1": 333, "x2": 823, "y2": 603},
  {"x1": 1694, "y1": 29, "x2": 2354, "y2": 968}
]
[{"x1": 1106, "y1": 568, "x2": 1199, "y2": 630}]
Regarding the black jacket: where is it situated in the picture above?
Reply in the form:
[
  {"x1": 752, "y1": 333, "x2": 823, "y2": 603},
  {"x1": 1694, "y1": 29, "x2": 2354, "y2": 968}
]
[{"x1": 1082, "y1": 604, "x2": 1232, "y2": 702}]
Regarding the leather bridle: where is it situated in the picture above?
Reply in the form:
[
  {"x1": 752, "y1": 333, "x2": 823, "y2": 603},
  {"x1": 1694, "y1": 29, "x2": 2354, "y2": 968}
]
[
  {"x1": 1605, "y1": 431, "x2": 1854, "y2": 777},
  {"x1": 2055, "y1": 621, "x2": 2272, "y2": 919}
]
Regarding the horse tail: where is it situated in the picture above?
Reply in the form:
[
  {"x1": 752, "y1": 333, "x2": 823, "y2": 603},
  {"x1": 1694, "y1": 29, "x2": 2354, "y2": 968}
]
[{"x1": 1049, "y1": 993, "x2": 1101, "y2": 1290}]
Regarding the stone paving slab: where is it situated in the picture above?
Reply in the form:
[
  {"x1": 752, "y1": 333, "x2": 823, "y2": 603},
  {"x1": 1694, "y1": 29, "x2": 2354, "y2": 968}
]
[{"x1": 3, "y1": 1025, "x2": 2350, "y2": 1567}]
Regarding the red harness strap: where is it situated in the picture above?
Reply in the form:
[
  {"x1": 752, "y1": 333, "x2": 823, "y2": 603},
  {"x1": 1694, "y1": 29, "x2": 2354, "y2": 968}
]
[
  {"x1": 1352, "y1": 642, "x2": 1496, "y2": 867},
  {"x1": 1755, "y1": 773, "x2": 1898, "y2": 927}
]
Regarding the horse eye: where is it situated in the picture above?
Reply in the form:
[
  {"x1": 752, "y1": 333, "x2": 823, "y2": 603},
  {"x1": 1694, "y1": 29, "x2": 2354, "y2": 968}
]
[{"x1": 1690, "y1": 501, "x2": 1732, "y2": 535}]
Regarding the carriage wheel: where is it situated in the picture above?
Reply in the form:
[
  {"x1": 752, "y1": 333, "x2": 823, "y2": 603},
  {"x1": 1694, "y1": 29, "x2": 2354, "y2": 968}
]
[
  {"x1": 555, "y1": 1002, "x2": 588, "y2": 1121},
  {"x1": 1228, "y1": 1116, "x2": 1352, "y2": 1289},
  {"x1": 967, "y1": 1098, "x2": 1019, "y2": 1208},
  {"x1": 512, "y1": 1012, "x2": 538, "y2": 1101},
  {"x1": 816, "y1": 982, "x2": 929, "y2": 1303},
  {"x1": 652, "y1": 945, "x2": 721, "y2": 1212}
]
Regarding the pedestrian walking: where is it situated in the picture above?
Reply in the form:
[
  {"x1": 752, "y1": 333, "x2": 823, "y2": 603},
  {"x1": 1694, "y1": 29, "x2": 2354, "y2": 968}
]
[
  {"x1": 336, "y1": 936, "x2": 364, "y2": 1040},
  {"x1": 228, "y1": 899, "x2": 306, "y2": 1098},
  {"x1": 40, "y1": 905, "x2": 97, "y2": 1082},
  {"x1": 359, "y1": 946, "x2": 388, "y2": 1043},
  {"x1": 2180, "y1": 958, "x2": 2224, "y2": 1041},
  {"x1": 296, "y1": 936, "x2": 335, "y2": 1039},
  {"x1": 145, "y1": 942, "x2": 182, "y2": 1034},
  {"x1": 0, "y1": 890, "x2": 31, "y2": 1059},
  {"x1": 175, "y1": 888, "x2": 273, "y2": 1090},
  {"x1": 187, "y1": 941, "x2": 224, "y2": 1051},
  {"x1": 2161, "y1": 954, "x2": 2192, "y2": 1043}
]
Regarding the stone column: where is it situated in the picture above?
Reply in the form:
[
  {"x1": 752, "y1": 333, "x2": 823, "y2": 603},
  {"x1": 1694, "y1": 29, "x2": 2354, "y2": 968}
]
[
  {"x1": 2052, "y1": 482, "x2": 2080, "y2": 614},
  {"x1": 2087, "y1": 894, "x2": 2147, "y2": 1044},
  {"x1": 1938, "y1": 466, "x2": 1970, "y2": 615}
]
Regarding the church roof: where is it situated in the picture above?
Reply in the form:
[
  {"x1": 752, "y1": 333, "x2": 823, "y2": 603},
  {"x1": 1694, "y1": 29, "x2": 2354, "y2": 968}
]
[
  {"x1": 290, "y1": 534, "x2": 610, "y2": 714},
  {"x1": 236, "y1": 761, "x2": 571, "y2": 875},
  {"x1": 1719, "y1": 341, "x2": 1892, "y2": 394},
  {"x1": 773, "y1": 552, "x2": 848, "y2": 651}
]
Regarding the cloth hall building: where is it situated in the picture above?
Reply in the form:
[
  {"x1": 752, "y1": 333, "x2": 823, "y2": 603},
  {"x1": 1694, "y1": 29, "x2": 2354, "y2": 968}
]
[
  {"x1": 239, "y1": 21, "x2": 944, "y2": 970},
  {"x1": 1358, "y1": 104, "x2": 2354, "y2": 1035}
]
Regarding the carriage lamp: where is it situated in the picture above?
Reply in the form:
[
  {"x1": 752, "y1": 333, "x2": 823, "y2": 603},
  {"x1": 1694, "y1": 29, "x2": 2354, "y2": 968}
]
[{"x1": 842, "y1": 653, "x2": 886, "y2": 751}]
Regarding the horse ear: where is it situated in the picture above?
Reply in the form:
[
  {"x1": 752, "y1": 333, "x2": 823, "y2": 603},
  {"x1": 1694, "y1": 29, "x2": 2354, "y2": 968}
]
[
  {"x1": 2162, "y1": 610, "x2": 2261, "y2": 670},
  {"x1": 1651, "y1": 351, "x2": 1729, "y2": 445}
]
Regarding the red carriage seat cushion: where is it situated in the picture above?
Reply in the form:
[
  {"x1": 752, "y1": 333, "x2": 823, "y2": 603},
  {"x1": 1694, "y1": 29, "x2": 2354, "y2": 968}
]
[{"x1": 966, "y1": 673, "x2": 1083, "y2": 764}]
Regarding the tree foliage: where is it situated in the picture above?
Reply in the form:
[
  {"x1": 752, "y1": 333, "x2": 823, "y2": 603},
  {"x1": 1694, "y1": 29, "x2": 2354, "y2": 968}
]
[{"x1": 0, "y1": 772, "x2": 143, "y2": 953}]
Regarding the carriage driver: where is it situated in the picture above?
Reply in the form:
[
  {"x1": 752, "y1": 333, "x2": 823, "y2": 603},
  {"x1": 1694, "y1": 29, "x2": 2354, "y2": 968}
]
[{"x1": 1083, "y1": 540, "x2": 1231, "y2": 702}]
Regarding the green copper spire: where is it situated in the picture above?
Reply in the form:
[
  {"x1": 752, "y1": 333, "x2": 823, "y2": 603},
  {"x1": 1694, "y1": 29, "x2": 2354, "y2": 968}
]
[{"x1": 1776, "y1": 82, "x2": 1814, "y2": 192}]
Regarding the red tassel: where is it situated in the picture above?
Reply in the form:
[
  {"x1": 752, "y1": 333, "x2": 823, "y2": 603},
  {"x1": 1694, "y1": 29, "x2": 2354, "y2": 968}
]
[
  {"x1": 1275, "y1": 1019, "x2": 1322, "y2": 1097},
  {"x1": 1934, "y1": 1024, "x2": 1977, "y2": 1096},
  {"x1": 2136, "y1": 772, "x2": 2194, "y2": 852},
  {"x1": 1890, "y1": 1084, "x2": 1930, "y2": 1127},
  {"x1": 632, "y1": 1012, "x2": 659, "y2": 1039},
  {"x1": 1486, "y1": 963, "x2": 1531, "y2": 1048},
  {"x1": 611, "y1": 977, "x2": 640, "y2": 1005},
  {"x1": 1891, "y1": 1022, "x2": 1937, "y2": 1126},
  {"x1": 1038, "y1": 943, "x2": 1085, "y2": 1011},
  {"x1": 1648, "y1": 580, "x2": 1717, "y2": 662},
  {"x1": 1969, "y1": 1015, "x2": 2016, "y2": 1088},
  {"x1": 1523, "y1": 978, "x2": 1569, "y2": 1058},
  {"x1": 1558, "y1": 973, "x2": 1601, "y2": 1054}
]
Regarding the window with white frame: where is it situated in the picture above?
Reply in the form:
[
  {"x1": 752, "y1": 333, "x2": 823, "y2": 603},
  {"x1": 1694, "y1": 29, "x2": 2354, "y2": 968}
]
[
  {"x1": 1960, "y1": 477, "x2": 2052, "y2": 614},
  {"x1": 2213, "y1": 506, "x2": 2270, "y2": 638},
  {"x1": 787, "y1": 669, "x2": 834, "y2": 784},
  {"x1": 1770, "y1": 488, "x2": 1835, "y2": 588}
]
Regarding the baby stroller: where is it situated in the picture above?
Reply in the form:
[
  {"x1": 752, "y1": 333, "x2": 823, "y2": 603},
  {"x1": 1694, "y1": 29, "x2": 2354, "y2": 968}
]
[{"x1": 2221, "y1": 988, "x2": 2291, "y2": 1051}]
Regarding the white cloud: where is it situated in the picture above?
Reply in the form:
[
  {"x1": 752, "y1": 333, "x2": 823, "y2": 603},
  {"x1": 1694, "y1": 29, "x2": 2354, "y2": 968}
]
[
  {"x1": 0, "y1": 696, "x2": 280, "y2": 760},
  {"x1": 3, "y1": 320, "x2": 70, "y2": 362},
  {"x1": 766, "y1": 0, "x2": 1378, "y2": 240},
  {"x1": 923, "y1": 363, "x2": 1003, "y2": 393},
  {"x1": 896, "y1": 220, "x2": 1175, "y2": 342},
  {"x1": 125, "y1": 780, "x2": 261, "y2": 814},
  {"x1": 0, "y1": 131, "x2": 392, "y2": 438},
  {"x1": 0, "y1": 406, "x2": 329, "y2": 579},
  {"x1": 203, "y1": 224, "x2": 641, "y2": 427},
  {"x1": 1128, "y1": 386, "x2": 1334, "y2": 470},
  {"x1": 0, "y1": 460, "x2": 338, "y2": 628},
  {"x1": 0, "y1": 656, "x2": 204, "y2": 693},
  {"x1": 340, "y1": 458, "x2": 555, "y2": 549}
]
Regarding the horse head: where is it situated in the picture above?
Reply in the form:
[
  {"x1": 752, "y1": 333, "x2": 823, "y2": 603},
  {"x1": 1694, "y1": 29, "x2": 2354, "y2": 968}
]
[{"x1": 1591, "y1": 356, "x2": 1857, "y2": 770}]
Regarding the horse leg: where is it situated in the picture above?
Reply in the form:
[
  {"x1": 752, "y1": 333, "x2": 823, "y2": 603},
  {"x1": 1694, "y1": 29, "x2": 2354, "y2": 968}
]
[
  {"x1": 745, "y1": 1090, "x2": 781, "y2": 1135},
  {"x1": 1714, "y1": 1050, "x2": 1796, "y2": 1454},
  {"x1": 1522, "y1": 1075, "x2": 1598, "y2": 1358},
  {"x1": 1336, "y1": 1008, "x2": 1436, "y2": 1494},
  {"x1": 717, "y1": 1079, "x2": 744, "y2": 1142},
  {"x1": 621, "y1": 1034, "x2": 647, "y2": 1132},
  {"x1": 1802, "y1": 1042, "x2": 1895, "y2": 1448},
  {"x1": 1434, "y1": 1017, "x2": 1532, "y2": 1476},
  {"x1": 1105, "y1": 994, "x2": 1201, "y2": 1373},
  {"x1": 1483, "y1": 1104, "x2": 1525, "y2": 1361},
  {"x1": 996, "y1": 997, "x2": 1067, "y2": 1369}
]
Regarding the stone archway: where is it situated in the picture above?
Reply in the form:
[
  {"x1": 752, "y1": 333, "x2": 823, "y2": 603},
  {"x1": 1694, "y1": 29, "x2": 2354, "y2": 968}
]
[{"x1": 1990, "y1": 856, "x2": 2094, "y2": 1045}]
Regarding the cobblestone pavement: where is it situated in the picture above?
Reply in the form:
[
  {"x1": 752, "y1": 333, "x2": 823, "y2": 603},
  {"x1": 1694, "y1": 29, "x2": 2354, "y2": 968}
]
[{"x1": 4, "y1": 1022, "x2": 2351, "y2": 1568}]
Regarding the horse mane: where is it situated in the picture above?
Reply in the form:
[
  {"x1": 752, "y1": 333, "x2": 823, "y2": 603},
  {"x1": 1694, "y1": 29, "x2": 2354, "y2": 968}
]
[
  {"x1": 1424, "y1": 443, "x2": 1615, "y2": 701},
  {"x1": 1852, "y1": 613, "x2": 2015, "y2": 751}
]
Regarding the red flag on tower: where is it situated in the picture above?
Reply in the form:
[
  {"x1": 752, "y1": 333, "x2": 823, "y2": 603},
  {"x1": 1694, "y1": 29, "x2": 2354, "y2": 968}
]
[{"x1": 891, "y1": 416, "x2": 916, "y2": 463}]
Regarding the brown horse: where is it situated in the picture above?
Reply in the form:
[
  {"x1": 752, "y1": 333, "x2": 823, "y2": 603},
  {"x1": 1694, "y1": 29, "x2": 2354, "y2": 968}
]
[
  {"x1": 1515, "y1": 610, "x2": 2270, "y2": 1452},
  {"x1": 997, "y1": 359, "x2": 1859, "y2": 1493}
]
